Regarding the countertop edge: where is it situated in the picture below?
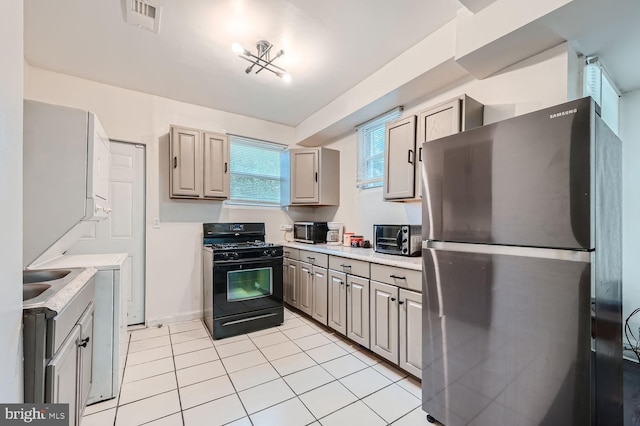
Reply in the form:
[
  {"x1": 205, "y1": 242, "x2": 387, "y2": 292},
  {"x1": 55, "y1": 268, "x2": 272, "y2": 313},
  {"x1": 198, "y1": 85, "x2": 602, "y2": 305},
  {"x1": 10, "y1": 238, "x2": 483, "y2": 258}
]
[
  {"x1": 29, "y1": 253, "x2": 128, "y2": 270},
  {"x1": 278, "y1": 242, "x2": 422, "y2": 271},
  {"x1": 25, "y1": 267, "x2": 98, "y2": 314}
]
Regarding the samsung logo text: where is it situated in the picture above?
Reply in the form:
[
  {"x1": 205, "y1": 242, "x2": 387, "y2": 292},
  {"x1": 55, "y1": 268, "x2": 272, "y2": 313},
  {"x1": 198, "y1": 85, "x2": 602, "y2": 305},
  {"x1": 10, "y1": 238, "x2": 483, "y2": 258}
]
[{"x1": 550, "y1": 108, "x2": 578, "y2": 119}]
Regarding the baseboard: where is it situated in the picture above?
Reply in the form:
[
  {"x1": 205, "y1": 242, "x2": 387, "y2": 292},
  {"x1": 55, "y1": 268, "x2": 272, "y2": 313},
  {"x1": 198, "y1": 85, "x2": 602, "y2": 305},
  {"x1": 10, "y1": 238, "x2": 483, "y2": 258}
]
[{"x1": 146, "y1": 310, "x2": 203, "y2": 327}]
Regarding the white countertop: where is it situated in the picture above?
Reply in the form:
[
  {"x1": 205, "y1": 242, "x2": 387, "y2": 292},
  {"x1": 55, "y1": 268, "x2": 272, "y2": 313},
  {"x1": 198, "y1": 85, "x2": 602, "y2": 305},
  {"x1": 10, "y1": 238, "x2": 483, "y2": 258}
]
[
  {"x1": 30, "y1": 253, "x2": 128, "y2": 270},
  {"x1": 24, "y1": 267, "x2": 98, "y2": 314},
  {"x1": 279, "y1": 241, "x2": 422, "y2": 271}
]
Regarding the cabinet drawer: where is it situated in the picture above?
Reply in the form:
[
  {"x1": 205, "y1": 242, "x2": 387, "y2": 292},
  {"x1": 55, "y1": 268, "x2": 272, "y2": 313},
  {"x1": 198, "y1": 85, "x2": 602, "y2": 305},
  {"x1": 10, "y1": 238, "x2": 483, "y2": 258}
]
[
  {"x1": 329, "y1": 256, "x2": 369, "y2": 278},
  {"x1": 299, "y1": 250, "x2": 328, "y2": 268},
  {"x1": 370, "y1": 264, "x2": 421, "y2": 292},
  {"x1": 283, "y1": 248, "x2": 300, "y2": 260}
]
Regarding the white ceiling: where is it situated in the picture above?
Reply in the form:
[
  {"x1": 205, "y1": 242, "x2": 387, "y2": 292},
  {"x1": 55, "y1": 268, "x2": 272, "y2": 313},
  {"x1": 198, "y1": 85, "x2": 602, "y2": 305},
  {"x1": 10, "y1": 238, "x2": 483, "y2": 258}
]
[
  {"x1": 24, "y1": 0, "x2": 640, "y2": 129},
  {"x1": 24, "y1": 0, "x2": 462, "y2": 126}
]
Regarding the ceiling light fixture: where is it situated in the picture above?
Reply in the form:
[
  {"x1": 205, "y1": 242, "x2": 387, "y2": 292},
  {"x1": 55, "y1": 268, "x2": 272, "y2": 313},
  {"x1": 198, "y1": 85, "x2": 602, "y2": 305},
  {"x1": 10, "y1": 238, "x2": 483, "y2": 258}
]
[{"x1": 231, "y1": 40, "x2": 291, "y2": 82}]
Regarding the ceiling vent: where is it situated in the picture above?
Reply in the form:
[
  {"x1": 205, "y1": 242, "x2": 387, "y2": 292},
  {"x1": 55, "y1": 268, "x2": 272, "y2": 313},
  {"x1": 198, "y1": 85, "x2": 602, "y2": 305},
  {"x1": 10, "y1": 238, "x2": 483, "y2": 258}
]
[{"x1": 125, "y1": 0, "x2": 162, "y2": 33}]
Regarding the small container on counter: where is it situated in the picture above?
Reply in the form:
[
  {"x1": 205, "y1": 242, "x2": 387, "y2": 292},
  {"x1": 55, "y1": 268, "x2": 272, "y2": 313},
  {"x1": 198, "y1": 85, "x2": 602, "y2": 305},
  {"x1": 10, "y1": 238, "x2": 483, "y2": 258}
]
[
  {"x1": 343, "y1": 232, "x2": 354, "y2": 246},
  {"x1": 350, "y1": 236, "x2": 364, "y2": 247}
]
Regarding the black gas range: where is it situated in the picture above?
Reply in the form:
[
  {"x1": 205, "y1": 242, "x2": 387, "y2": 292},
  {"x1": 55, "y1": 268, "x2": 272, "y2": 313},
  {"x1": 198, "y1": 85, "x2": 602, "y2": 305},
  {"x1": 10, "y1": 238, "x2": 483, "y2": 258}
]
[{"x1": 202, "y1": 223, "x2": 284, "y2": 339}]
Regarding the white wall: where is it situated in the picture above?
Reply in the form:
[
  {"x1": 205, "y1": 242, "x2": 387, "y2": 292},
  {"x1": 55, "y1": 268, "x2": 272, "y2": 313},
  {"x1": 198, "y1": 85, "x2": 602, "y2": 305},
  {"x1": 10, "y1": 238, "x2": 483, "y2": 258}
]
[
  {"x1": 25, "y1": 66, "x2": 298, "y2": 325},
  {"x1": 621, "y1": 89, "x2": 640, "y2": 339},
  {"x1": 0, "y1": 0, "x2": 24, "y2": 402},
  {"x1": 323, "y1": 43, "x2": 573, "y2": 241}
]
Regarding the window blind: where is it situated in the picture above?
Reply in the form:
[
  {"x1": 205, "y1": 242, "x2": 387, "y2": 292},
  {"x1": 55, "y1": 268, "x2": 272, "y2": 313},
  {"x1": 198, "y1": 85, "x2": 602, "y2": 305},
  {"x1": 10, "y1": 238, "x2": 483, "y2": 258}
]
[{"x1": 228, "y1": 135, "x2": 287, "y2": 205}]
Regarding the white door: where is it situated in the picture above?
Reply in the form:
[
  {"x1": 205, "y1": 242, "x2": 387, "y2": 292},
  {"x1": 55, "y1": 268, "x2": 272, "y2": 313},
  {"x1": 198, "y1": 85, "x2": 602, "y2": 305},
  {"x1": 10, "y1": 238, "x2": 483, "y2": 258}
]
[{"x1": 70, "y1": 142, "x2": 146, "y2": 325}]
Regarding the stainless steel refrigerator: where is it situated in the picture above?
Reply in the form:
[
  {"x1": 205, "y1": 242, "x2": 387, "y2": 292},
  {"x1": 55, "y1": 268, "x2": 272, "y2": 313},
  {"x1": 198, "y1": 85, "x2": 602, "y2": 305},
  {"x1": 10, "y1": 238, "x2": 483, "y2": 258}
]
[{"x1": 420, "y1": 97, "x2": 622, "y2": 426}]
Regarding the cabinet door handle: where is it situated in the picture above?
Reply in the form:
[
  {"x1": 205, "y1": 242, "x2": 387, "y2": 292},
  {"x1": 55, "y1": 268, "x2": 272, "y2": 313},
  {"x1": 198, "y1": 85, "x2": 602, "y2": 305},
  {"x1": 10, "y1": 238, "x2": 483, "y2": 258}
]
[
  {"x1": 398, "y1": 300, "x2": 405, "y2": 305},
  {"x1": 407, "y1": 150, "x2": 414, "y2": 164},
  {"x1": 419, "y1": 147, "x2": 423, "y2": 162},
  {"x1": 78, "y1": 337, "x2": 90, "y2": 348},
  {"x1": 307, "y1": 257, "x2": 315, "y2": 262},
  {"x1": 390, "y1": 274, "x2": 406, "y2": 280},
  {"x1": 173, "y1": 156, "x2": 177, "y2": 168},
  {"x1": 315, "y1": 172, "x2": 318, "y2": 182},
  {"x1": 390, "y1": 297, "x2": 396, "y2": 302},
  {"x1": 339, "y1": 280, "x2": 344, "y2": 286},
  {"x1": 224, "y1": 162, "x2": 228, "y2": 173},
  {"x1": 340, "y1": 264, "x2": 351, "y2": 270},
  {"x1": 346, "y1": 283, "x2": 350, "y2": 288},
  {"x1": 284, "y1": 251, "x2": 290, "y2": 256}
]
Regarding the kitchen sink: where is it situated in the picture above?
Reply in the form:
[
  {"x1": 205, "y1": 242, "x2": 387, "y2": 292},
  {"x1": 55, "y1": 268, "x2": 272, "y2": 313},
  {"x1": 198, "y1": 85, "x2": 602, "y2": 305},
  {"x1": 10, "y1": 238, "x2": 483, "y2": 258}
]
[
  {"x1": 23, "y1": 283, "x2": 52, "y2": 301},
  {"x1": 23, "y1": 269, "x2": 71, "y2": 284},
  {"x1": 22, "y1": 268, "x2": 83, "y2": 306}
]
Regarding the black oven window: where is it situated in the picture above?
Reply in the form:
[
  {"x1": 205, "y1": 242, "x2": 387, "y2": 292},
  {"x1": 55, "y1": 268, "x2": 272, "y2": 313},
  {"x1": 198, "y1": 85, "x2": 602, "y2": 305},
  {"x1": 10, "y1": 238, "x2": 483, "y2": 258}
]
[{"x1": 227, "y1": 267, "x2": 273, "y2": 301}]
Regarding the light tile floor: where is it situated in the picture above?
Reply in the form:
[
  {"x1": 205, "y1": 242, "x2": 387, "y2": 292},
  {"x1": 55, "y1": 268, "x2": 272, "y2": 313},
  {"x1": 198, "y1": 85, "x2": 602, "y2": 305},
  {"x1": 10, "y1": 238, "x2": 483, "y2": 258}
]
[{"x1": 81, "y1": 308, "x2": 437, "y2": 426}]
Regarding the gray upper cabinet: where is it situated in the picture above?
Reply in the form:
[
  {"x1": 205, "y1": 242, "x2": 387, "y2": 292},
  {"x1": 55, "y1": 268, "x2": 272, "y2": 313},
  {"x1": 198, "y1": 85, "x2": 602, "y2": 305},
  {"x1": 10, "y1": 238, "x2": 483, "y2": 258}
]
[
  {"x1": 203, "y1": 132, "x2": 230, "y2": 199},
  {"x1": 415, "y1": 95, "x2": 484, "y2": 198},
  {"x1": 171, "y1": 126, "x2": 202, "y2": 197},
  {"x1": 170, "y1": 125, "x2": 229, "y2": 200},
  {"x1": 384, "y1": 116, "x2": 417, "y2": 200},
  {"x1": 383, "y1": 95, "x2": 483, "y2": 201},
  {"x1": 287, "y1": 147, "x2": 340, "y2": 206}
]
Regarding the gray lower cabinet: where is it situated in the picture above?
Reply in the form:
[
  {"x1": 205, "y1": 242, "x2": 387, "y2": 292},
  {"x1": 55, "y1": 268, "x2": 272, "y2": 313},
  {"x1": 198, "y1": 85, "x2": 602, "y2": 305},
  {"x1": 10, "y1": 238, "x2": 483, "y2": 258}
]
[
  {"x1": 328, "y1": 270, "x2": 347, "y2": 335},
  {"x1": 370, "y1": 281, "x2": 399, "y2": 364},
  {"x1": 311, "y1": 266, "x2": 328, "y2": 325},
  {"x1": 298, "y1": 261, "x2": 313, "y2": 316},
  {"x1": 46, "y1": 302, "x2": 95, "y2": 426},
  {"x1": 399, "y1": 289, "x2": 422, "y2": 377},
  {"x1": 346, "y1": 275, "x2": 370, "y2": 349},
  {"x1": 47, "y1": 326, "x2": 80, "y2": 426},
  {"x1": 283, "y1": 257, "x2": 299, "y2": 309},
  {"x1": 328, "y1": 270, "x2": 371, "y2": 349}
]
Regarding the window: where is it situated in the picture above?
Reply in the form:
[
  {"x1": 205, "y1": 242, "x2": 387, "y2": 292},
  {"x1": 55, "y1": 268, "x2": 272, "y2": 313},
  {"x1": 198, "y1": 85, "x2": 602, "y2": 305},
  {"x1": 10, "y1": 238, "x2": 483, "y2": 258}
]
[
  {"x1": 229, "y1": 135, "x2": 287, "y2": 205},
  {"x1": 583, "y1": 57, "x2": 620, "y2": 135},
  {"x1": 356, "y1": 107, "x2": 402, "y2": 188}
]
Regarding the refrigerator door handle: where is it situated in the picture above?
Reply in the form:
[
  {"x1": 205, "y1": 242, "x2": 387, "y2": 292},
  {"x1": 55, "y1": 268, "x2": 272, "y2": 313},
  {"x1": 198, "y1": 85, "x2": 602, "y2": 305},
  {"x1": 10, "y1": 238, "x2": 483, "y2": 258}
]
[{"x1": 423, "y1": 240, "x2": 591, "y2": 263}]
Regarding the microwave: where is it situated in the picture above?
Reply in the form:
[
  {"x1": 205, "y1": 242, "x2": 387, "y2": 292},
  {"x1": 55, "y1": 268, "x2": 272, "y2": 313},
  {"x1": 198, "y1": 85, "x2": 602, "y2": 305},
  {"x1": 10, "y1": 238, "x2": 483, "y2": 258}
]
[
  {"x1": 294, "y1": 222, "x2": 328, "y2": 244},
  {"x1": 374, "y1": 224, "x2": 422, "y2": 256}
]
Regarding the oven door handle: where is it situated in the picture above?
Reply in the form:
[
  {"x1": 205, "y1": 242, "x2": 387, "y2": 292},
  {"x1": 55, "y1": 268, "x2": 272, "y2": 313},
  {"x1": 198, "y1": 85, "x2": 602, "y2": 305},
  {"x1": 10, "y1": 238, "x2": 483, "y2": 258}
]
[{"x1": 214, "y1": 257, "x2": 283, "y2": 265}]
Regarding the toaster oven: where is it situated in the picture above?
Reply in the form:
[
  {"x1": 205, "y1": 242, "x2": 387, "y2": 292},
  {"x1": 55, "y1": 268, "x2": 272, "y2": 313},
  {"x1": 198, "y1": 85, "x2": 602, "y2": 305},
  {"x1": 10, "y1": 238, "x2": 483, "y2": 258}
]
[{"x1": 374, "y1": 224, "x2": 422, "y2": 256}]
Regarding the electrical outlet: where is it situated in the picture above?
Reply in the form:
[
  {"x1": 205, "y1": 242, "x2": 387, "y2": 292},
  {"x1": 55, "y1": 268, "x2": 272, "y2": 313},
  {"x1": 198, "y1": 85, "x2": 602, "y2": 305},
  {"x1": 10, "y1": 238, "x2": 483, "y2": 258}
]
[{"x1": 280, "y1": 224, "x2": 293, "y2": 231}]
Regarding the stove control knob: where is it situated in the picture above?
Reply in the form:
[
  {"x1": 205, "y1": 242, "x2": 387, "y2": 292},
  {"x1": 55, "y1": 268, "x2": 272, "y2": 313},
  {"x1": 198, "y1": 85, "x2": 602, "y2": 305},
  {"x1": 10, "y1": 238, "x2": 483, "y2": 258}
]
[{"x1": 230, "y1": 252, "x2": 239, "y2": 260}]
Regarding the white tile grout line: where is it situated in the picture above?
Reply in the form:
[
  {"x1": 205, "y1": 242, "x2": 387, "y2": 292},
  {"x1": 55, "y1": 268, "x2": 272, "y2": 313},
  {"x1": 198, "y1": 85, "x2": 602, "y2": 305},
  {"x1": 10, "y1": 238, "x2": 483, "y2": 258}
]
[{"x1": 168, "y1": 328, "x2": 187, "y2": 426}]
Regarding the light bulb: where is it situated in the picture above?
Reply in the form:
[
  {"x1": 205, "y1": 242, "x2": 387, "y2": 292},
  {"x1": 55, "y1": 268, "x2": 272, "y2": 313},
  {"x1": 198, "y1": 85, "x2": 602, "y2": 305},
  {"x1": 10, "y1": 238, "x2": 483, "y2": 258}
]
[
  {"x1": 282, "y1": 73, "x2": 292, "y2": 83},
  {"x1": 231, "y1": 42, "x2": 244, "y2": 55}
]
